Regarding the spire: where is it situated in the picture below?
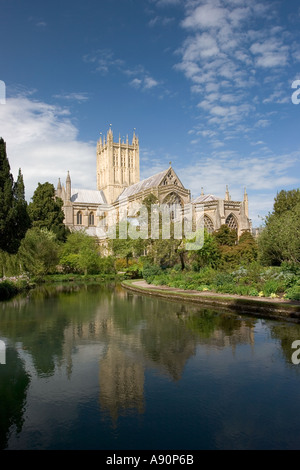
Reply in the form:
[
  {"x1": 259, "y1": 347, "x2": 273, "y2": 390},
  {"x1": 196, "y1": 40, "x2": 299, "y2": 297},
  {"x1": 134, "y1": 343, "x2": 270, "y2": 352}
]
[
  {"x1": 243, "y1": 187, "x2": 249, "y2": 218},
  {"x1": 225, "y1": 185, "x2": 230, "y2": 201},
  {"x1": 107, "y1": 125, "x2": 113, "y2": 143},
  {"x1": 201, "y1": 187, "x2": 204, "y2": 196},
  {"x1": 57, "y1": 178, "x2": 62, "y2": 199},
  {"x1": 66, "y1": 171, "x2": 71, "y2": 201}
]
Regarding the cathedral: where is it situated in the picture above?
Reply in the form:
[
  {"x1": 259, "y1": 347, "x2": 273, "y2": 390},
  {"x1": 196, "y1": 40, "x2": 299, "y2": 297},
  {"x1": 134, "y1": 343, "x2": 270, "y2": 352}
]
[{"x1": 56, "y1": 128, "x2": 251, "y2": 241}]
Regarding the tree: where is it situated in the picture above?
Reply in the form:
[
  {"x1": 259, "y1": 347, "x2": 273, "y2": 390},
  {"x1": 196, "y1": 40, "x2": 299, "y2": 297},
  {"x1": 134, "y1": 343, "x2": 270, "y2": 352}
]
[
  {"x1": 109, "y1": 221, "x2": 135, "y2": 267},
  {"x1": 18, "y1": 228, "x2": 60, "y2": 277},
  {"x1": 188, "y1": 229, "x2": 220, "y2": 270},
  {"x1": 236, "y1": 231, "x2": 258, "y2": 264},
  {"x1": 273, "y1": 189, "x2": 300, "y2": 217},
  {"x1": 59, "y1": 231, "x2": 101, "y2": 274},
  {"x1": 213, "y1": 224, "x2": 237, "y2": 246},
  {"x1": 11, "y1": 169, "x2": 31, "y2": 252},
  {"x1": 28, "y1": 182, "x2": 68, "y2": 241},
  {"x1": 0, "y1": 138, "x2": 30, "y2": 253},
  {"x1": 258, "y1": 190, "x2": 300, "y2": 266}
]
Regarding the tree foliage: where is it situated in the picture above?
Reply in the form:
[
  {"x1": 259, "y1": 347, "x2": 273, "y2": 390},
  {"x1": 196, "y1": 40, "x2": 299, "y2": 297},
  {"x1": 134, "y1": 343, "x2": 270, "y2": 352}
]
[
  {"x1": 28, "y1": 182, "x2": 68, "y2": 241},
  {"x1": 213, "y1": 224, "x2": 237, "y2": 246},
  {"x1": 59, "y1": 231, "x2": 102, "y2": 274},
  {"x1": 258, "y1": 193, "x2": 300, "y2": 266},
  {"x1": 0, "y1": 138, "x2": 31, "y2": 253},
  {"x1": 273, "y1": 189, "x2": 300, "y2": 217},
  {"x1": 18, "y1": 228, "x2": 60, "y2": 277}
]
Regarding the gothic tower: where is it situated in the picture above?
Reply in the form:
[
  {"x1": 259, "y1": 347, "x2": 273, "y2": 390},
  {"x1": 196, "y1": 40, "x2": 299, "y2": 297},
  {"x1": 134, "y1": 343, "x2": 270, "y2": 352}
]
[{"x1": 96, "y1": 127, "x2": 140, "y2": 204}]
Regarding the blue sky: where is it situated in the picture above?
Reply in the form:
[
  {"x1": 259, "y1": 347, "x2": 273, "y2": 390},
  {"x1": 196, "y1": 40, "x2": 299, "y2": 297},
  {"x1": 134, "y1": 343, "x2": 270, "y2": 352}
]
[{"x1": 0, "y1": 0, "x2": 300, "y2": 227}]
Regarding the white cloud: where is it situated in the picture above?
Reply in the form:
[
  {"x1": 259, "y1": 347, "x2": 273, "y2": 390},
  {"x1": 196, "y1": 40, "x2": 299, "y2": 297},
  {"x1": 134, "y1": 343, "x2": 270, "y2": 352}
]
[
  {"x1": 53, "y1": 92, "x2": 90, "y2": 102},
  {"x1": 84, "y1": 49, "x2": 162, "y2": 94},
  {"x1": 0, "y1": 96, "x2": 95, "y2": 201},
  {"x1": 182, "y1": 3, "x2": 227, "y2": 30},
  {"x1": 174, "y1": 0, "x2": 296, "y2": 143},
  {"x1": 144, "y1": 76, "x2": 159, "y2": 89},
  {"x1": 130, "y1": 78, "x2": 143, "y2": 89}
]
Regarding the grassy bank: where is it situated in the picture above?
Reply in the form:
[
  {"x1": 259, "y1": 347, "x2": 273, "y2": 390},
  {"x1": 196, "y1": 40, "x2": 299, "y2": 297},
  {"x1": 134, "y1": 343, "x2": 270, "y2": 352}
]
[
  {"x1": 122, "y1": 279, "x2": 300, "y2": 322},
  {"x1": 142, "y1": 263, "x2": 300, "y2": 301}
]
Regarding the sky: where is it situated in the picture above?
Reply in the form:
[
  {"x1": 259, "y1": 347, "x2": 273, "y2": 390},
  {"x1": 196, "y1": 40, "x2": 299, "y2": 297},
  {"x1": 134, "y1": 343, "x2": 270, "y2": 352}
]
[{"x1": 0, "y1": 0, "x2": 300, "y2": 227}]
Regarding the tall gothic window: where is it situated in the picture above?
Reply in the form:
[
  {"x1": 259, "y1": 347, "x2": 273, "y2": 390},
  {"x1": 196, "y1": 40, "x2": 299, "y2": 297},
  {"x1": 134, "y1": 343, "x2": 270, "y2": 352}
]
[
  {"x1": 225, "y1": 213, "x2": 238, "y2": 232},
  {"x1": 204, "y1": 215, "x2": 214, "y2": 233},
  {"x1": 89, "y1": 212, "x2": 95, "y2": 226},
  {"x1": 163, "y1": 192, "x2": 182, "y2": 221},
  {"x1": 77, "y1": 211, "x2": 82, "y2": 225}
]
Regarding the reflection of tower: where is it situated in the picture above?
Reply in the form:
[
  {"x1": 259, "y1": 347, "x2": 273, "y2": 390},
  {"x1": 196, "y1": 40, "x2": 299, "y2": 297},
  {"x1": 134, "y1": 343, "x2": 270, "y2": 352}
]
[{"x1": 99, "y1": 347, "x2": 144, "y2": 422}]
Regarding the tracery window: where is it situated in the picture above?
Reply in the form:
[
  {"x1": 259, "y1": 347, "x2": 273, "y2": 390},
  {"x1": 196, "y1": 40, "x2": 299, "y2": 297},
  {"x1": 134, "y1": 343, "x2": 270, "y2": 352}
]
[
  {"x1": 204, "y1": 215, "x2": 214, "y2": 233},
  {"x1": 225, "y1": 213, "x2": 238, "y2": 232},
  {"x1": 163, "y1": 192, "x2": 182, "y2": 220}
]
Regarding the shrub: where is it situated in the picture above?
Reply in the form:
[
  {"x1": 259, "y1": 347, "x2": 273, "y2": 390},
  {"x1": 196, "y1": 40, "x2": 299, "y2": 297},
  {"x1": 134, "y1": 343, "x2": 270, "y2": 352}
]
[
  {"x1": 213, "y1": 272, "x2": 235, "y2": 286},
  {"x1": 284, "y1": 285, "x2": 300, "y2": 301},
  {"x1": 262, "y1": 278, "x2": 285, "y2": 296},
  {"x1": 143, "y1": 264, "x2": 162, "y2": 283}
]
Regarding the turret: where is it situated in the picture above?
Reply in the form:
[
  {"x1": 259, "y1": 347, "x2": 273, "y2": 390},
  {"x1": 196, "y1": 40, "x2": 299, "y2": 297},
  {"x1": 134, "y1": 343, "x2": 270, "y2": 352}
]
[
  {"x1": 57, "y1": 178, "x2": 62, "y2": 199},
  {"x1": 243, "y1": 187, "x2": 249, "y2": 218},
  {"x1": 225, "y1": 185, "x2": 230, "y2": 201},
  {"x1": 66, "y1": 171, "x2": 71, "y2": 201}
]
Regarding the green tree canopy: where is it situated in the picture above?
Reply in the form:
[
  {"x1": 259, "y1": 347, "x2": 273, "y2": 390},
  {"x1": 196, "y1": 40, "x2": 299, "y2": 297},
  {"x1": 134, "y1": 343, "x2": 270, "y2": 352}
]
[
  {"x1": 18, "y1": 227, "x2": 60, "y2": 277},
  {"x1": 59, "y1": 231, "x2": 101, "y2": 274},
  {"x1": 258, "y1": 189, "x2": 300, "y2": 266},
  {"x1": 0, "y1": 138, "x2": 30, "y2": 253},
  {"x1": 273, "y1": 189, "x2": 300, "y2": 217},
  {"x1": 213, "y1": 224, "x2": 237, "y2": 246},
  {"x1": 28, "y1": 182, "x2": 68, "y2": 241}
]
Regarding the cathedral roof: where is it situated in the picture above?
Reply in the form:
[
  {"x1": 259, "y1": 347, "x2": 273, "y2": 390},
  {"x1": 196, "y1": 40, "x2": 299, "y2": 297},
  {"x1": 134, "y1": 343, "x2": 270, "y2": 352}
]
[
  {"x1": 193, "y1": 194, "x2": 220, "y2": 203},
  {"x1": 71, "y1": 188, "x2": 107, "y2": 205},
  {"x1": 117, "y1": 168, "x2": 170, "y2": 200}
]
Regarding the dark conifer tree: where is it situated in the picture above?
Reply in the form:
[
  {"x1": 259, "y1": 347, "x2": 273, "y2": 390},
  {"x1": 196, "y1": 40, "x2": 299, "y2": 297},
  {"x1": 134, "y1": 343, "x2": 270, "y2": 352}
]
[
  {"x1": 11, "y1": 168, "x2": 31, "y2": 251},
  {"x1": 28, "y1": 182, "x2": 69, "y2": 241},
  {"x1": 0, "y1": 138, "x2": 16, "y2": 252},
  {"x1": 0, "y1": 138, "x2": 31, "y2": 253}
]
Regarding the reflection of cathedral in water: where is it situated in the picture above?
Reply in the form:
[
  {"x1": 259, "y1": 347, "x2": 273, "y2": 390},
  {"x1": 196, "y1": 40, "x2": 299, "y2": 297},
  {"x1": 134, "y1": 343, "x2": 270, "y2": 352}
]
[{"x1": 61, "y1": 290, "x2": 256, "y2": 422}]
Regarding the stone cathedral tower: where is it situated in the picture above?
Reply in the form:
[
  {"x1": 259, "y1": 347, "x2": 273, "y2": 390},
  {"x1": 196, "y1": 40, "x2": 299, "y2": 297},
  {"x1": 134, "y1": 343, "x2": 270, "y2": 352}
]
[{"x1": 96, "y1": 127, "x2": 140, "y2": 204}]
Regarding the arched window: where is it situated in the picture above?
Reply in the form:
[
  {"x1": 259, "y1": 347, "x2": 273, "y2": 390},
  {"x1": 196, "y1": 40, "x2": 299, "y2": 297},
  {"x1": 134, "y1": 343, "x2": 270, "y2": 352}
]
[
  {"x1": 204, "y1": 215, "x2": 214, "y2": 233},
  {"x1": 89, "y1": 212, "x2": 95, "y2": 226},
  {"x1": 225, "y1": 213, "x2": 238, "y2": 232},
  {"x1": 77, "y1": 211, "x2": 82, "y2": 225},
  {"x1": 163, "y1": 192, "x2": 182, "y2": 221}
]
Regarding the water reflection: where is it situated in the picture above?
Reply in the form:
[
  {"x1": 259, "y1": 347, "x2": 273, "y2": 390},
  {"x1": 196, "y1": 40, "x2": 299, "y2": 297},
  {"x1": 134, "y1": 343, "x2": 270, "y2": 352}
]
[
  {"x1": 0, "y1": 282, "x2": 300, "y2": 449},
  {"x1": 0, "y1": 347, "x2": 30, "y2": 449}
]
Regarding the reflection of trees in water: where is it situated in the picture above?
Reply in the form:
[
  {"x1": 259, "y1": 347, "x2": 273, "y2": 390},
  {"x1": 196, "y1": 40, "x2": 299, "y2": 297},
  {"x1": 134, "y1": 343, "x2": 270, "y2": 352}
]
[
  {"x1": 0, "y1": 283, "x2": 118, "y2": 377},
  {"x1": 0, "y1": 347, "x2": 30, "y2": 449},
  {"x1": 269, "y1": 322, "x2": 300, "y2": 369},
  {"x1": 177, "y1": 306, "x2": 256, "y2": 351}
]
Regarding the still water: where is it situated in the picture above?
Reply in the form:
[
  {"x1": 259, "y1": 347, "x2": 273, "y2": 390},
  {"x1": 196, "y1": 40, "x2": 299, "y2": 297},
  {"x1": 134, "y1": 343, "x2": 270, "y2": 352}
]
[{"x1": 0, "y1": 282, "x2": 300, "y2": 450}]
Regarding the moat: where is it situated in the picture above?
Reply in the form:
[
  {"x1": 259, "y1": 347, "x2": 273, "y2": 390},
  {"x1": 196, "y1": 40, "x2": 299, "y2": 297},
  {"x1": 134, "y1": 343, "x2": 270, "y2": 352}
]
[{"x1": 1, "y1": 282, "x2": 300, "y2": 450}]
